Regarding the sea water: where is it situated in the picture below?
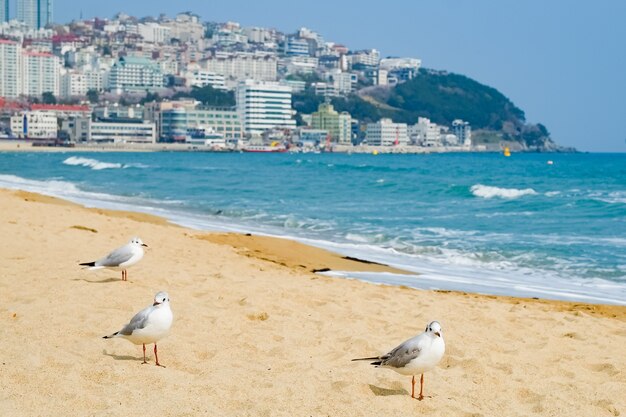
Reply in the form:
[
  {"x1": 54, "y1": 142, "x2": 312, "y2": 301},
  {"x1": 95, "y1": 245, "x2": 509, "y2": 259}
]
[{"x1": 1, "y1": 151, "x2": 624, "y2": 304}]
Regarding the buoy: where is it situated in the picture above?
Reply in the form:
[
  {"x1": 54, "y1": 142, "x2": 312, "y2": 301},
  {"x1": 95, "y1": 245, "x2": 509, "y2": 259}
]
[
  {"x1": 547, "y1": 160, "x2": 554, "y2": 165},
  {"x1": 503, "y1": 147, "x2": 511, "y2": 157},
  {"x1": 372, "y1": 150, "x2": 379, "y2": 155}
]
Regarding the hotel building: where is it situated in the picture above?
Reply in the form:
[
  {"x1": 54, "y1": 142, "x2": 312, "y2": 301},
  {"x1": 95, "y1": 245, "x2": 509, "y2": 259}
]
[{"x1": 236, "y1": 80, "x2": 296, "y2": 136}]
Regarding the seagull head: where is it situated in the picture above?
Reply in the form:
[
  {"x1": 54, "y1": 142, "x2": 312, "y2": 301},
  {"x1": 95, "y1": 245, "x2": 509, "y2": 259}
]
[
  {"x1": 425, "y1": 321, "x2": 443, "y2": 338},
  {"x1": 130, "y1": 236, "x2": 148, "y2": 247},
  {"x1": 153, "y1": 291, "x2": 170, "y2": 306}
]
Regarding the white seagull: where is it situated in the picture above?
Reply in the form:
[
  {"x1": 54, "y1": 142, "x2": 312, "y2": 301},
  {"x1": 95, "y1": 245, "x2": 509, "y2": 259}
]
[
  {"x1": 103, "y1": 291, "x2": 173, "y2": 367},
  {"x1": 80, "y1": 237, "x2": 147, "y2": 281},
  {"x1": 352, "y1": 321, "x2": 445, "y2": 400}
]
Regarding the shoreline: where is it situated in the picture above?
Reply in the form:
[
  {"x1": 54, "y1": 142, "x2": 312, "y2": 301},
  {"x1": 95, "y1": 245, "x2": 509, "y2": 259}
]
[
  {"x1": 4, "y1": 187, "x2": 625, "y2": 319},
  {"x1": 1, "y1": 186, "x2": 625, "y2": 416},
  {"x1": 1, "y1": 167, "x2": 624, "y2": 305},
  {"x1": 0, "y1": 139, "x2": 577, "y2": 154}
]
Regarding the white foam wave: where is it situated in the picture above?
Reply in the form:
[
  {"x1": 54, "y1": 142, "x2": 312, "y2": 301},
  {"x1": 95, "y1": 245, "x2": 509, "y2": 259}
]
[
  {"x1": 471, "y1": 184, "x2": 537, "y2": 199},
  {"x1": 62, "y1": 156, "x2": 148, "y2": 170},
  {"x1": 592, "y1": 191, "x2": 626, "y2": 205}
]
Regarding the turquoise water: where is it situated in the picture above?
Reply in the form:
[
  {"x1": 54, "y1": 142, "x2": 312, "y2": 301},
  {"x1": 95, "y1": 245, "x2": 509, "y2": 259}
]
[{"x1": 1, "y1": 151, "x2": 625, "y2": 304}]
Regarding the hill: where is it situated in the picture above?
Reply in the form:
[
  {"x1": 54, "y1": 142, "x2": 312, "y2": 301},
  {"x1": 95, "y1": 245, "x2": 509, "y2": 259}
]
[{"x1": 293, "y1": 69, "x2": 566, "y2": 151}]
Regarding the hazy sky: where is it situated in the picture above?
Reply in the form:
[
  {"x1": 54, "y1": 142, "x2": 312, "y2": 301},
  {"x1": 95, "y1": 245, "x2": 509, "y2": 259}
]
[{"x1": 44, "y1": 0, "x2": 626, "y2": 151}]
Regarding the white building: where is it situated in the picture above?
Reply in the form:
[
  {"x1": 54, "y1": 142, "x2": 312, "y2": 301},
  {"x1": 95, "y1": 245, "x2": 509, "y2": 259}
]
[
  {"x1": 138, "y1": 23, "x2": 171, "y2": 44},
  {"x1": 203, "y1": 52, "x2": 277, "y2": 85},
  {"x1": 236, "y1": 80, "x2": 296, "y2": 136},
  {"x1": 349, "y1": 49, "x2": 380, "y2": 68},
  {"x1": 280, "y1": 56, "x2": 318, "y2": 75},
  {"x1": 312, "y1": 70, "x2": 357, "y2": 97},
  {"x1": 410, "y1": 117, "x2": 441, "y2": 147},
  {"x1": 60, "y1": 70, "x2": 87, "y2": 98},
  {"x1": 10, "y1": 111, "x2": 57, "y2": 138},
  {"x1": 108, "y1": 56, "x2": 164, "y2": 93},
  {"x1": 186, "y1": 70, "x2": 226, "y2": 89},
  {"x1": 366, "y1": 118, "x2": 408, "y2": 146},
  {"x1": 379, "y1": 58, "x2": 422, "y2": 82},
  {"x1": 0, "y1": 39, "x2": 21, "y2": 98},
  {"x1": 22, "y1": 50, "x2": 60, "y2": 96},
  {"x1": 243, "y1": 27, "x2": 275, "y2": 44},
  {"x1": 162, "y1": 13, "x2": 204, "y2": 43},
  {"x1": 64, "y1": 117, "x2": 156, "y2": 143}
]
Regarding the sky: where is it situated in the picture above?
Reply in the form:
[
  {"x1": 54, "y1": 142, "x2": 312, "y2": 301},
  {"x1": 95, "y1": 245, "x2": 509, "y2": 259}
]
[{"x1": 34, "y1": 0, "x2": 626, "y2": 151}]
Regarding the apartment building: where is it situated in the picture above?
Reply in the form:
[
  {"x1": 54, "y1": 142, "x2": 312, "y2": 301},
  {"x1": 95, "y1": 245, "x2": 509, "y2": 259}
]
[{"x1": 203, "y1": 52, "x2": 277, "y2": 84}]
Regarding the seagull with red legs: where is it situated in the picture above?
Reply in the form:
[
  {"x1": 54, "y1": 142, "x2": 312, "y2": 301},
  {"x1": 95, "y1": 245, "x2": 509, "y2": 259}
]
[
  {"x1": 353, "y1": 321, "x2": 445, "y2": 400},
  {"x1": 103, "y1": 291, "x2": 173, "y2": 367}
]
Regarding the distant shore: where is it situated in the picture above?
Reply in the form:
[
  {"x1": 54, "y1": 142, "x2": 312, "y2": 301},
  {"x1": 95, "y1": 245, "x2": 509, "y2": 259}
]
[{"x1": 0, "y1": 139, "x2": 507, "y2": 154}]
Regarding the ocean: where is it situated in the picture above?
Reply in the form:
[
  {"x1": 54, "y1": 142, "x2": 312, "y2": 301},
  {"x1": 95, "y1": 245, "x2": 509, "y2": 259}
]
[{"x1": 1, "y1": 151, "x2": 624, "y2": 305}]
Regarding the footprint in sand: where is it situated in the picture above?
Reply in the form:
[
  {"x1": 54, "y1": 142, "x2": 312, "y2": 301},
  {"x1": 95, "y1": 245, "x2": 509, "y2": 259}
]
[
  {"x1": 589, "y1": 363, "x2": 620, "y2": 376},
  {"x1": 594, "y1": 399, "x2": 621, "y2": 416}
]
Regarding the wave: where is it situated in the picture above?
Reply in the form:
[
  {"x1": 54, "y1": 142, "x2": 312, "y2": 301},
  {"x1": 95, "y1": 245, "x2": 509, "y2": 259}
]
[
  {"x1": 470, "y1": 184, "x2": 537, "y2": 199},
  {"x1": 62, "y1": 156, "x2": 148, "y2": 170}
]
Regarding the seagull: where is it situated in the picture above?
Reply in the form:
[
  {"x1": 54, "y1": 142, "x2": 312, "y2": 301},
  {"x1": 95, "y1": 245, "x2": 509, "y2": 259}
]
[
  {"x1": 103, "y1": 291, "x2": 173, "y2": 367},
  {"x1": 352, "y1": 321, "x2": 445, "y2": 400},
  {"x1": 80, "y1": 237, "x2": 147, "y2": 281}
]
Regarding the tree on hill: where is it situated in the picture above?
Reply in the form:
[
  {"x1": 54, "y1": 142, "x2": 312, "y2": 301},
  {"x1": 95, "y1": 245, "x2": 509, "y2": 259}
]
[
  {"x1": 86, "y1": 89, "x2": 99, "y2": 104},
  {"x1": 172, "y1": 85, "x2": 235, "y2": 107}
]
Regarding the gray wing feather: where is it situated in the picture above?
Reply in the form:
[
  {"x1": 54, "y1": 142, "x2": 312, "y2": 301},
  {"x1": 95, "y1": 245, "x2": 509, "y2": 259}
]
[
  {"x1": 119, "y1": 305, "x2": 153, "y2": 335},
  {"x1": 380, "y1": 339, "x2": 422, "y2": 368},
  {"x1": 97, "y1": 245, "x2": 133, "y2": 267}
]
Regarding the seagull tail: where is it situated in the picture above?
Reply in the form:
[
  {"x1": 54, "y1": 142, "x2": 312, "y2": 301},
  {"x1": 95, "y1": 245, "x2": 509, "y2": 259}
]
[
  {"x1": 103, "y1": 332, "x2": 119, "y2": 339},
  {"x1": 351, "y1": 356, "x2": 380, "y2": 362},
  {"x1": 79, "y1": 261, "x2": 96, "y2": 267}
]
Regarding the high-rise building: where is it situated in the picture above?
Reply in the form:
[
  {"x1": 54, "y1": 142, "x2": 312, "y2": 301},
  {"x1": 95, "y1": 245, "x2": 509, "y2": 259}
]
[
  {"x1": 236, "y1": 80, "x2": 296, "y2": 136},
  {"x1": 0, "y1": 0, "x2": 9, "y2": 22},
  {"x1": 22, "y1": 50, "x2": 61, "y2": 96},
  {"x1": 0, "y1": 39, "x2": 22, "y2": 98},
  {"x1": 17, "y1": 0, "x2": 53, "y2": 29}
]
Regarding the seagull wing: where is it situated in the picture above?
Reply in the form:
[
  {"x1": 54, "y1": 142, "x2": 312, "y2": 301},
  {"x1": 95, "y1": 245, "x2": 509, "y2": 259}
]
[
  {"x1": 378, "y1": 335, "x2": 424, "y2": 369},
  {"x1": 96, "y1": 244, "x2": 134, "y2": 267},
  {"x1": 119, "y1": 305, "x2": 154, "y2": 336}
]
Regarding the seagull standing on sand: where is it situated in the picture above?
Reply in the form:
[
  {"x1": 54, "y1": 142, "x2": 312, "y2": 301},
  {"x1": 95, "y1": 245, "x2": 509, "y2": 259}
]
[
  {"x1": 103, "y1": 291, "x2": 173, "y2": 367},
  {"x1": 352, "y1": 321, "x2": 445, "y2": 400},
  {"x1": 80, "y1": 237, "x2": 147, "y2": 281}
]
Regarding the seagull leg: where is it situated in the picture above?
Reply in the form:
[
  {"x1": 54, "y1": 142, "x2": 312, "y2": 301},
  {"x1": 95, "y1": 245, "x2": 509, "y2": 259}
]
[
  {"x1": 142, "y1": 344, "x2": 147, "y2": 364},
  {"x1": 418, "y1": 374, "x2": 424, "y2": 401},
  {"x1": 154, "y1": 344, "x2": 165, "y2": 368},
  {"x1": 411, "y1": 375, "x2": 416, "y2": 398}
]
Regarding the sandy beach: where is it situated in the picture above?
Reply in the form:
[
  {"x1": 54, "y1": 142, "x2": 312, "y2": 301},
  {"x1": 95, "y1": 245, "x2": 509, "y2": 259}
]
[{"x1": 0, "y1": 188, "x2": 624, "y2": 416}]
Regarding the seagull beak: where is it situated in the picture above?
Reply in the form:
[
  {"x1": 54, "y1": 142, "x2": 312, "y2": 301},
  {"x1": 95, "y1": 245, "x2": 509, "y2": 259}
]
[
  {"x1": 153, "y1": 301, "x2": 161, "y2": 306},
  {"x1": 142, "y1": 244, "x2": 148, "y2": 247},
  {"x1": 435, "y1": 332, "x2": 441, "y2": 337}
]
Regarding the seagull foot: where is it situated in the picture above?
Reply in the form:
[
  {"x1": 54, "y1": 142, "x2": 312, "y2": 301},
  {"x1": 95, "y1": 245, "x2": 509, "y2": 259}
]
[{"x1": 155, "y1": 363, "x2": 166, "y2": 368}]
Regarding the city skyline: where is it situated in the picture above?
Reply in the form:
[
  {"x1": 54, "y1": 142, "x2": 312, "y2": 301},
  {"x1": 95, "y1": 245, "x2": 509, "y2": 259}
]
[{"x1": 44, "y1": 0, "x2": 626, "y2": 153}]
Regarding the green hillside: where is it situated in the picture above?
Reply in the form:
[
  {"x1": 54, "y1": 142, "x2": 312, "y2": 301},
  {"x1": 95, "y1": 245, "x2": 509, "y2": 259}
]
[{"x1": 293, "y1": 68, "x2": 562, "y2": 150}]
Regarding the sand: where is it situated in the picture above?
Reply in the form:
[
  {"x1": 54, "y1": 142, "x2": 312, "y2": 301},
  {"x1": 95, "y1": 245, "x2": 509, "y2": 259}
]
[{"x1": 0, "y1": 188, "x2": 624, "y2": 416}]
